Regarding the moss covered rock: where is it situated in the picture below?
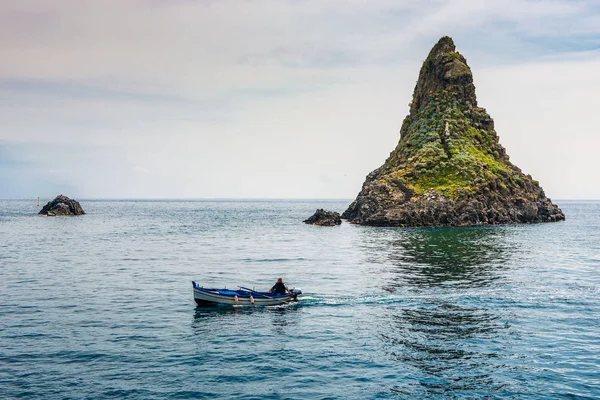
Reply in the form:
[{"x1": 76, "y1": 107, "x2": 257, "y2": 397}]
[{"x1": 343, "y1": 36, "x2": 564, "y2": 226}]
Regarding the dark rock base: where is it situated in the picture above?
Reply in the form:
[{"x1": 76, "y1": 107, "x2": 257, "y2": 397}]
[
  {"x1": 304, "y1": 209, "x2": 342, "y2": 226},
  {"x1": 343, "y1": 188, "x2": 564, "y2": 227}
]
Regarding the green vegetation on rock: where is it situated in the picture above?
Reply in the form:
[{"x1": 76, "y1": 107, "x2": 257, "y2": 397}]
[{"x1": 381, "y1": 93, "x2": 515, "y2": 200}]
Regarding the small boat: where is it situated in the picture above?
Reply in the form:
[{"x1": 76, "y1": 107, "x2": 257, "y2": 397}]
[{"x1": 192, "y1": 281, "x2": 302, "y2": 306}]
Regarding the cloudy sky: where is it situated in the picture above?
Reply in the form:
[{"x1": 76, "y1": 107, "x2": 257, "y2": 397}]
[{"x1": 1, "y1": 0, "x2": 599, "y2": 199}]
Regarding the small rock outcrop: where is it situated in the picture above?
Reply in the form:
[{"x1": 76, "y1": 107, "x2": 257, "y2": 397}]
[
  {"x1": 39, "y1": 195, "x2": 85, "y2": 216},
  {"x1": 343, "y1": 36, "x2": 564, "y2": 226},
  {"x1": 304, "y1": 209, "x2": 342, "y2": 226}
]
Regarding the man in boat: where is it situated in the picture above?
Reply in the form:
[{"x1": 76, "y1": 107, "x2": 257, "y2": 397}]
[{"x1": 270, "y1": 277, "x2": 291, "y2": 295}]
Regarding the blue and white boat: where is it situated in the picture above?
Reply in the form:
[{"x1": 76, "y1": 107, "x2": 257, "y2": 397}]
[{"x1": 192, "y1": 281, "x2": 302, "y2": 306}]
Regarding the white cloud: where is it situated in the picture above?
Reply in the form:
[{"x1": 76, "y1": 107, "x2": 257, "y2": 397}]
[{"x1": 1, "y1": 0, "x2": 599, "y2": 199}]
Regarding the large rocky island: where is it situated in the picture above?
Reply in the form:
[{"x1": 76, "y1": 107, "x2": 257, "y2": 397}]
[{"x1": 343, "y1": 36, "x2": 564, "y2": 226}]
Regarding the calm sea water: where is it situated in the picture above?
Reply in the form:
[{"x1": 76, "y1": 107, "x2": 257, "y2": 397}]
[{"x1": 1, "y1": 199, "x2": 599, "y2": 399}]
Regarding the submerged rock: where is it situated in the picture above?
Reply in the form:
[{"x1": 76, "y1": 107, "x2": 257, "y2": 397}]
[
  {"x1": 39, "y1": 195, "x2": 85, "y2": 216},
  {"x1": 343, "y1": 36, "x2": 564, "y2": 226},
  {"x1": 304, "y1": 209, "x2": 342, "y2": 226}
]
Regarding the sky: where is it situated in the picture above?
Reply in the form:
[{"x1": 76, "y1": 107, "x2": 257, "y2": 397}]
[{"x1": 1, "y1": 0, "x2": 599, "y2": 200}]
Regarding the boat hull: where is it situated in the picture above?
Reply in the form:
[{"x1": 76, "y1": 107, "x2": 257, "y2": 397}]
[{"x1": 192, "y1": 282, "x2": 296, "y2": 306}]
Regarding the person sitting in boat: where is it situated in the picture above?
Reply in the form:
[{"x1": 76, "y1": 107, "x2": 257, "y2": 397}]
[{"x1": 270, "y1": 277, "x2": 290, "y2": 295}]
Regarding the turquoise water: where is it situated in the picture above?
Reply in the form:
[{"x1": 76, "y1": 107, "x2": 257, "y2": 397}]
[{"x1": 1, "y1": 200, "x2": 599, "y2": 399}]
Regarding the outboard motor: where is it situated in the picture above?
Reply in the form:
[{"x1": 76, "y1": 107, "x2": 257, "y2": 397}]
[{"x1": 289, "y1": 288, "x2": 302, "y2": 301}]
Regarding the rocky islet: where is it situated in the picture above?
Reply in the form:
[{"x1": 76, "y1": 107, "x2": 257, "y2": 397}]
[
  {"x1": 343, "y1": 36, "x2": 564, "y2": 226},
  {"x1": 304, "y1": 209, "x2": 342, "y2": 226},
  {"x1": 39, "y1": 195, "x2": 85, "y2": 216}
]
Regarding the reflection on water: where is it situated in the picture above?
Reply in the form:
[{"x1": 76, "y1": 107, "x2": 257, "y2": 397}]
[
  {"x1": 191, "y1": 304, "x2": 302, "y2": 337},
  {"x1": 268, "y1": 306, "x2": 301, "y2": 335},
  {"x1": 360, "y1": 226, "x2": 516, "y2": 290},
  {"x1": 380, "y1": 303, "x2": 511, "y2": 396},
  {"x1": 358, "y1": 226, "x2": 517, "y2": 396}
]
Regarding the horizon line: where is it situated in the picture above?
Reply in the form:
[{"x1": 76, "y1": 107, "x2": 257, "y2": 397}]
[
  {"x1": 2, "y1": 197, "x2": 599, "y2": 202},
  {"x1": 2, "y1": 197, "x2": 355, "y2": 202}
]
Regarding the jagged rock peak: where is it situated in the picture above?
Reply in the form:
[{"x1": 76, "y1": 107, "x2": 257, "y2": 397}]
[
  {"x1": 410, "y1": 35, "x2": 476, "y2": 115},
  {"x1": 427, "y1": 35, "x2": 456, "y2": 58}
]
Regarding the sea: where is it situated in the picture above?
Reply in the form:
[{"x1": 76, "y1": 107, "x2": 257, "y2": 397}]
[{"x1": 1, "y1": 199, "x2": 599, "y2": 399}]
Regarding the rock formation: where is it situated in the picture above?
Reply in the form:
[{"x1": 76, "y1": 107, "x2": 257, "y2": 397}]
[
  {"x1": 304, "y1": 209, "x2": 342, "y2": 226},
  {"x1": 343, "y1": 36, "x2": 564, "y2": 226},
  {"x1": 39, "y1": 195, "x2": 85, "y2": 216}
]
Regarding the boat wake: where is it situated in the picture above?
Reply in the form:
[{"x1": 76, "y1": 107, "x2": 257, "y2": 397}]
[
  {"x1": 192, "y1": 293, "x2": 411, "y2": 312},
  {"x1": 278, "y1": 293, "x2": 412, "y2": 308}
]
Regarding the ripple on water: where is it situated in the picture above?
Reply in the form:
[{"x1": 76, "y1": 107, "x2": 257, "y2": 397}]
[{"x1": 0, "y1": 200, "x2": 599, "y2": 399}]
